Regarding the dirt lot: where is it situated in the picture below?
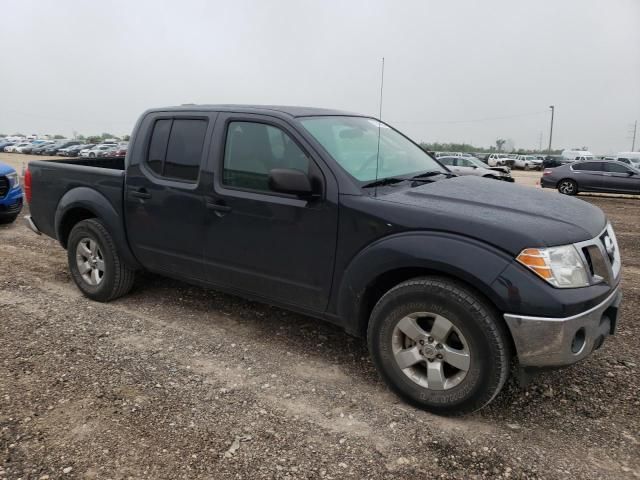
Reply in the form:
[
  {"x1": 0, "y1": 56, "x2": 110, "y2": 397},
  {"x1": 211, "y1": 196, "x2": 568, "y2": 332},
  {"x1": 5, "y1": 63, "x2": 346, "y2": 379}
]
[{"x1": 1, "y1": 154, "x2": 639, "y2": 479}]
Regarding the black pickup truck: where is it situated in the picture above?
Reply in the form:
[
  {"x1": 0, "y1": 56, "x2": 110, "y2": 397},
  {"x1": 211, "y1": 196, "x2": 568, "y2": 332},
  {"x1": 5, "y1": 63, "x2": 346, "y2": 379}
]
[{"x1": 24, "y1": 105, "x2": 622, "y2": 414}]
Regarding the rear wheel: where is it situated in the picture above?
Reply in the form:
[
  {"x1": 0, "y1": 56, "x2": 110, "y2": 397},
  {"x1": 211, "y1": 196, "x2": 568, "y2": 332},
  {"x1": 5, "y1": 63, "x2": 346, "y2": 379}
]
[
  {"x1": 67, "y1": 219, "x2": 135, "y2": 302},
  {"x1": 367, "y1": 277, "x2": 511, "y2": 415},
  {"x1": 557, "y1": 178, "x2": 578, "y2": 195}
]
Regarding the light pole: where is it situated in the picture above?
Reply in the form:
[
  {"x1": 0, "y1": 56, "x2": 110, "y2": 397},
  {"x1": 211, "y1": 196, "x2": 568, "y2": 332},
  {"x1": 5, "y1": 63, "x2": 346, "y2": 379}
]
[{"x1": 547, "y1": 105, "x2": 555, "y2": 154}]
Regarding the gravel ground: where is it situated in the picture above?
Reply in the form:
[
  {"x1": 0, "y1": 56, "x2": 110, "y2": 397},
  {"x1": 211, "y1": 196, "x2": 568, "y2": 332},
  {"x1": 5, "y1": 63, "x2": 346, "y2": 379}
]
[{"x1": 1, "y1": 173, "x2": 639, "y2": 479}]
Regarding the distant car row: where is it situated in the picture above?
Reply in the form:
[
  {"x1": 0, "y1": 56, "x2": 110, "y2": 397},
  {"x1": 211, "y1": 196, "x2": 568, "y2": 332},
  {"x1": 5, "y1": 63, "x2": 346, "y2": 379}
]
[
  {"x1": 0, "y1": 139, "x2": 128, "y2": 158},
  {"x1": 434, "y1": 152, "x2": 544, "y2": 169}
]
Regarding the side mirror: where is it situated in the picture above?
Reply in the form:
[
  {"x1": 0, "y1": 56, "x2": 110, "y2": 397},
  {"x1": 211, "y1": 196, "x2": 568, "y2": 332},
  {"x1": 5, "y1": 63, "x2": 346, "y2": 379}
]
[
  {"x1": 269, "y1": 168, "x2": 315, "y2": 197},
  {"x1": 471, "y1": 165, "x2": 478, "y2": 169},
  {"x1": 627, "y1": 171, "x2": 635, "y2": 176}
]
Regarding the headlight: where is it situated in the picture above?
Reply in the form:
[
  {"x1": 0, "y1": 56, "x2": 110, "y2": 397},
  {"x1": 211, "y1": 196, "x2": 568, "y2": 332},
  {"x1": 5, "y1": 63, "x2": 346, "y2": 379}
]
[
  {"x1": 7, "y1": 172, "x2": 19, "y2": 188},
  {"x1": 517, "y1": 245, "x2": 589, "y2": 288}
]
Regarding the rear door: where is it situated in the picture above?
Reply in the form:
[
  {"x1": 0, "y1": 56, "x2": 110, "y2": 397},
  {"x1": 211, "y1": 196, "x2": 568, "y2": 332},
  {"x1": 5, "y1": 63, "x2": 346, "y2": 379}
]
[
  {"x1": 571, "y1": 161, "x2": 604, "y2": 191},
  {"x1": 125, "y1": 111, "x2": 217, "y2": 281},
  {"x1": 201, "y1": 113, "x2": 339, "y2": 312},
  {"x1": 603, "y1": 162, "x2": 640, "y2": 193}
]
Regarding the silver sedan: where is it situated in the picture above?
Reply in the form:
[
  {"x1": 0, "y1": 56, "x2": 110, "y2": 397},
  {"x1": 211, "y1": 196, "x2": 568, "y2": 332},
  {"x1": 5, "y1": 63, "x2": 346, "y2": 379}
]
[{"x1": 438, "y1": 156, "x2": 514, "y2": 182}]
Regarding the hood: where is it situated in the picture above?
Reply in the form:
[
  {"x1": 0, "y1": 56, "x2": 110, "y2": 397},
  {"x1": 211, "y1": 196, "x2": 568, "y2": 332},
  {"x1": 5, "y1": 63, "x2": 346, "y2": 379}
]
[
  {"x1": 380, "y1": 176, "x2": 606, "y2": 255},
  {"x1": 0, "y1": 162, "x2": 16, "y2": 176}
]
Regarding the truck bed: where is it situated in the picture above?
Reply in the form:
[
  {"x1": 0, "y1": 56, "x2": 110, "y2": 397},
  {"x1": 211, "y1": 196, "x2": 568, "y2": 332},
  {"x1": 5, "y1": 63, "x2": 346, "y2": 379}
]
[
  {"x1": 42, "y1": 157, "x2": 125, "y2": 170},
  {"x1": 28, "y1": 158, "x2": 126, "y2": 240}
]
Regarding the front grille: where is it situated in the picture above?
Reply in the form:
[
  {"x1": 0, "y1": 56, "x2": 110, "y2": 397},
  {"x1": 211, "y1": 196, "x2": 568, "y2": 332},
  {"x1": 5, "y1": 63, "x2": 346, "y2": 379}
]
[
  {"x1": 0, "y1": 176, "x2": 8, "y2": 198},
  {"x1": 578, "y1": 223, "x2": 621, "y2": 286}
]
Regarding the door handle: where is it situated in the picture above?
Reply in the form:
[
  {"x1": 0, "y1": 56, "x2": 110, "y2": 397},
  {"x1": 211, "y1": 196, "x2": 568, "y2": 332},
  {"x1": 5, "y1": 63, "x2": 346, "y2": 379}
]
[
  {"x1": 206, "y1": 200, "x2": 232, "y2": 216},
  {"x1": 130, "y1": 188, "x2": 152, "y2": 199}
]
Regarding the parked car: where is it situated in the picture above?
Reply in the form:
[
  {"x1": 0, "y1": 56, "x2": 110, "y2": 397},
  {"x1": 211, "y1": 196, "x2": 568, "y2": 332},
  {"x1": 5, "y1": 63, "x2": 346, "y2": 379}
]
[
  {"x1": 486, "y1": 153, "x2": 515, "y2": 167},
  {"x1": 42, "y1": 141, "x2": 81, "y2": 156},
  {"x1": 615, "y1": 157, "x2": 640, "y2": 169},
  {"x1": 21, "y1": 141, "x2": 54, "y2": 154},
  {"x1": 542, "y1": 155, "x2": 571, "y2": 169},
  {"x1": 31, "y1": 143, "x2": 59, "y2": 155},
  {"x1": 64, "y1": 144, "x2": 95, "y2": 157},
  {"x1": 541, "y1": 160, "x2": 640, "y2": 195},
  {"x1": 615, "y1": 152, "x2": 640, "y2": 169},
  {"x1": 81, "y1": 144, "x2": 117, "y2": 157},
  {"x1": 0, "y1": 161, "x2": 23, "y2": 224},
  {"x1": 437, "y1": 155, "x2": 514, "y2": 181},
  {"x1": 110, "y1": 145, "x2": 128, "y2": 158},
  {"x1": 513, "y1": 155, "x2": 543, "y2": 170},
  {"x1": 5, "y1": 142, "x2": 32, "y2": 153},
  {"x1": 0, "y1": 141, "x2": 17, "y2": 151},
  {"x1": 24, "y1": 105, "x2": 623, "y2": 414}
]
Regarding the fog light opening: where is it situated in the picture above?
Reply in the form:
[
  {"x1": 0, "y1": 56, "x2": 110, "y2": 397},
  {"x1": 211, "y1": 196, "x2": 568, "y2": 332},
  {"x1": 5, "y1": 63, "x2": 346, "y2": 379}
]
[{"x1": 571, "y1": 328, "x2": 586, "y2": 354}]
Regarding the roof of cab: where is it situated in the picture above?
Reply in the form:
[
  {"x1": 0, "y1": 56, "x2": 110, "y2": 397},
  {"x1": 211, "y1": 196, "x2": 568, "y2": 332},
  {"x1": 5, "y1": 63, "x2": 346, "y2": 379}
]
[{"x1": 146, "y1": 104, "x2": 366, "y2": 118}]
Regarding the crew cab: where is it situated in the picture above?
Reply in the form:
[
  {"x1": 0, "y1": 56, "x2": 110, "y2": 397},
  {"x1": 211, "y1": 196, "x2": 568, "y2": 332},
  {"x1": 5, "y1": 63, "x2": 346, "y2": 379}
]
[{"x1": 24, "y1": 105, "x2": 623, "y2": 414}]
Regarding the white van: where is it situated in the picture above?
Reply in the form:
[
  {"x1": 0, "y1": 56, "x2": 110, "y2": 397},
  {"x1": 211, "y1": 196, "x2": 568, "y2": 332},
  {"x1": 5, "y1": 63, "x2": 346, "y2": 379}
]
[{"x1": 561, "y1": 149, "x2": 594, "y2": 161}]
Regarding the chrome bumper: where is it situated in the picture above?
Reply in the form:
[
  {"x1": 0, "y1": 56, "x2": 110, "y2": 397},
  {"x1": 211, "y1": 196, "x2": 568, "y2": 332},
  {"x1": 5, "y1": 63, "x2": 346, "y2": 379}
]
[
  {"x1": 24, "y1": 215, "x2": 41, "y2": 235},
  {"x1": 504, "y1": 288, "x2": 622, "y2": 368}
]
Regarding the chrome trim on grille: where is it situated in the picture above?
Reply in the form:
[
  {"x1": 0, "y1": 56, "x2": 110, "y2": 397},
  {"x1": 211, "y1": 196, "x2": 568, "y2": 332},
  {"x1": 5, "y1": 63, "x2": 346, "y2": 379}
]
[{"x1": 574, "y1": 222, "x2": 621, "y2": 287}]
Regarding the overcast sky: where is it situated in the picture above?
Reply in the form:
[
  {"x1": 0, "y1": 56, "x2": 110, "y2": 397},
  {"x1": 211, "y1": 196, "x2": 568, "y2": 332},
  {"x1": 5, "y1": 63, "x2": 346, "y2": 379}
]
[{"x1": 1, "y1": 0, "x2": 639, "y2": 153}]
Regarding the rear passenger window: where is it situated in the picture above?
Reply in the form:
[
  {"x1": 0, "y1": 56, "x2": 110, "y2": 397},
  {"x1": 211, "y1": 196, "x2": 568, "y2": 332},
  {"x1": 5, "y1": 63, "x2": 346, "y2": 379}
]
[
  {"x1": 223, "y1": 122, "x2": 310, "y2": 192},
  {"x1": 146, "y1": 118, "x2": 208, "y2": 182},
  {"x1": 575, "y1": 162, "x2": 603, "y2": 172}
]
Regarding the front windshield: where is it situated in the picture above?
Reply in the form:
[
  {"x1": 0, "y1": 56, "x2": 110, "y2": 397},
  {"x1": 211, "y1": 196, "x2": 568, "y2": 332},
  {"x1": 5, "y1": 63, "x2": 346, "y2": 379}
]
[
  {"x1": 468, "y1": 157, "x2": 489, "y2": 168},
  {"x1": 300, "y1": 116, "x2": 445, "y2": 182}
]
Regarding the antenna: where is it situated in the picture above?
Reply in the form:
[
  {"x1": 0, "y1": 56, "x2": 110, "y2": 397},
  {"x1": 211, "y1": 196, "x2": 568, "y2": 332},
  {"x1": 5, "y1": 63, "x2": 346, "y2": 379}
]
[{"x1": 374, "y1": 57, "x2": 385, "y2": 197}]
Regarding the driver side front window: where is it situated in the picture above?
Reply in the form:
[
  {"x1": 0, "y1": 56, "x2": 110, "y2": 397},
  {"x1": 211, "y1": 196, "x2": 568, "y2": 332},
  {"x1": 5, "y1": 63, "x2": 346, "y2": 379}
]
[{"x1": 222, "y1": 121, "x2": 310, "y2": 192}]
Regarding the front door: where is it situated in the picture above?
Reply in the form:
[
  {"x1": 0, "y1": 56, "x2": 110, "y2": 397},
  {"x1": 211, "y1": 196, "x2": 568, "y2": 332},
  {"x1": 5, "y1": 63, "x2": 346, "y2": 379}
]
[
  {"x1": 603, "y1": 162, "x2": 640, "y2": 193},
  {"x1": 125, "y1": 112, "x2": 216, "y2": 281},
  {"x1": 202, "y1": 113, "x2": 339, "y2": 312}
]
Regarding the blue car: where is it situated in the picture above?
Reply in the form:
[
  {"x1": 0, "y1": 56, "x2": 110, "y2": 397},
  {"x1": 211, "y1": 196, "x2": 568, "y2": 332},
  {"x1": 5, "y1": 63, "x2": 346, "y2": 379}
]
[{"x1": 0, "y1": 162, "x2": 23, "y2": 223}]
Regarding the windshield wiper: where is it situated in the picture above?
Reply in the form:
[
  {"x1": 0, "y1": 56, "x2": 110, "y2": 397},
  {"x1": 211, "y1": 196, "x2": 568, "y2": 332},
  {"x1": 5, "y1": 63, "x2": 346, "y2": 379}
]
[
  {"x1": 411, "y1": 170, "x2": 456, "y2": 179},
  {"x1": 362, "y1": 177, "x2": 410, "y2": 188}
]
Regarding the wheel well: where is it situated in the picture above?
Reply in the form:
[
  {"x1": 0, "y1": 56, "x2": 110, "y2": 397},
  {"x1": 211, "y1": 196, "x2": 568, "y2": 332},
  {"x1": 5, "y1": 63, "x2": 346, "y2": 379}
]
[
  {"x1": 59, "y1": 208, "x2": 96, "y2": 248},
  {"x1": 356, "y1": 267, "x2": 510, "y2": 341}
]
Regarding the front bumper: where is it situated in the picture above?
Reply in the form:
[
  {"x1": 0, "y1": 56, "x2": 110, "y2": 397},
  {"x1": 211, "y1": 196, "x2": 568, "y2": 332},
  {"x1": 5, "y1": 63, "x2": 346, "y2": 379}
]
[
  {"x1": 0, "y1": 188, "x2": 23, "y2": 218},
  {"x1": 504, "y1": 288, "x2": 621, "y2": 368}
]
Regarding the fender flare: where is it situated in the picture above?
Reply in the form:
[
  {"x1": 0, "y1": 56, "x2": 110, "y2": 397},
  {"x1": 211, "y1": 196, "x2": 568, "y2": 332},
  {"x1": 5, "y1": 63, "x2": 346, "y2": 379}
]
[
  {"x1": 55, "y1": 187, "x2": 140, "y2": 269},
  {"x1": 336, "y1": 231, "x2": 514, "y2": 336}
]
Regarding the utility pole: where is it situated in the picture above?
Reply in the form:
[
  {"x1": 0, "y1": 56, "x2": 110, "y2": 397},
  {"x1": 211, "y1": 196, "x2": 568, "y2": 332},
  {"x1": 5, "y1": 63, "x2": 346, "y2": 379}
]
[
  {"x1": 538, "y1": 131, "x2": 543, "y2": 152},
  {"x1": 632, "y1": 120, "x2": 637, "y2": 152},
  {"x1": 547, "y1": 105, "x2": 555, "y2": 154}
]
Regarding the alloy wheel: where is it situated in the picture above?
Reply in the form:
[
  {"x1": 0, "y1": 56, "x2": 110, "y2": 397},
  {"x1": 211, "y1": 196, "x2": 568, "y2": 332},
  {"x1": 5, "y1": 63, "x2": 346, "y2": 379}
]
[
  {"x1": 75, "y1": 237, "x2": 105, "y2": 286},
  {"x1": 391, "y1": 312, "x2": 470, "y2": 390}
]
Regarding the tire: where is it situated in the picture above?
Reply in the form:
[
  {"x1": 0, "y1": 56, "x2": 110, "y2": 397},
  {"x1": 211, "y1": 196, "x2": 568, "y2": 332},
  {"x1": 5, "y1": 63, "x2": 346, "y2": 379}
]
[
  {"x1": 367, "y1": 276, "x2": 511, "y2": 415},
  {"x1": 557, "y1": 178, "x2": 578, "y2": 195},
  {"x1": 67, "y1": 219, "x2": 135, "y2": 302},
  {"x1": 0, "y1": 214, "x2": 19, "y2": 225}
]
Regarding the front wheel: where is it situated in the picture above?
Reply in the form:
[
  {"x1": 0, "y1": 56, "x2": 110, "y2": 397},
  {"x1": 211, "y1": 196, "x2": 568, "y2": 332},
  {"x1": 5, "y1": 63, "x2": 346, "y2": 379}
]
[
  {"x1": 67, "y1": 219, "x2": 135, "y2": 302},
  {"x1": 557, "y1": 178, "x2": 578, "y2": 195},
  {"x1": 367, "y1": 277, "x2": 511, "y2": 415}
]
